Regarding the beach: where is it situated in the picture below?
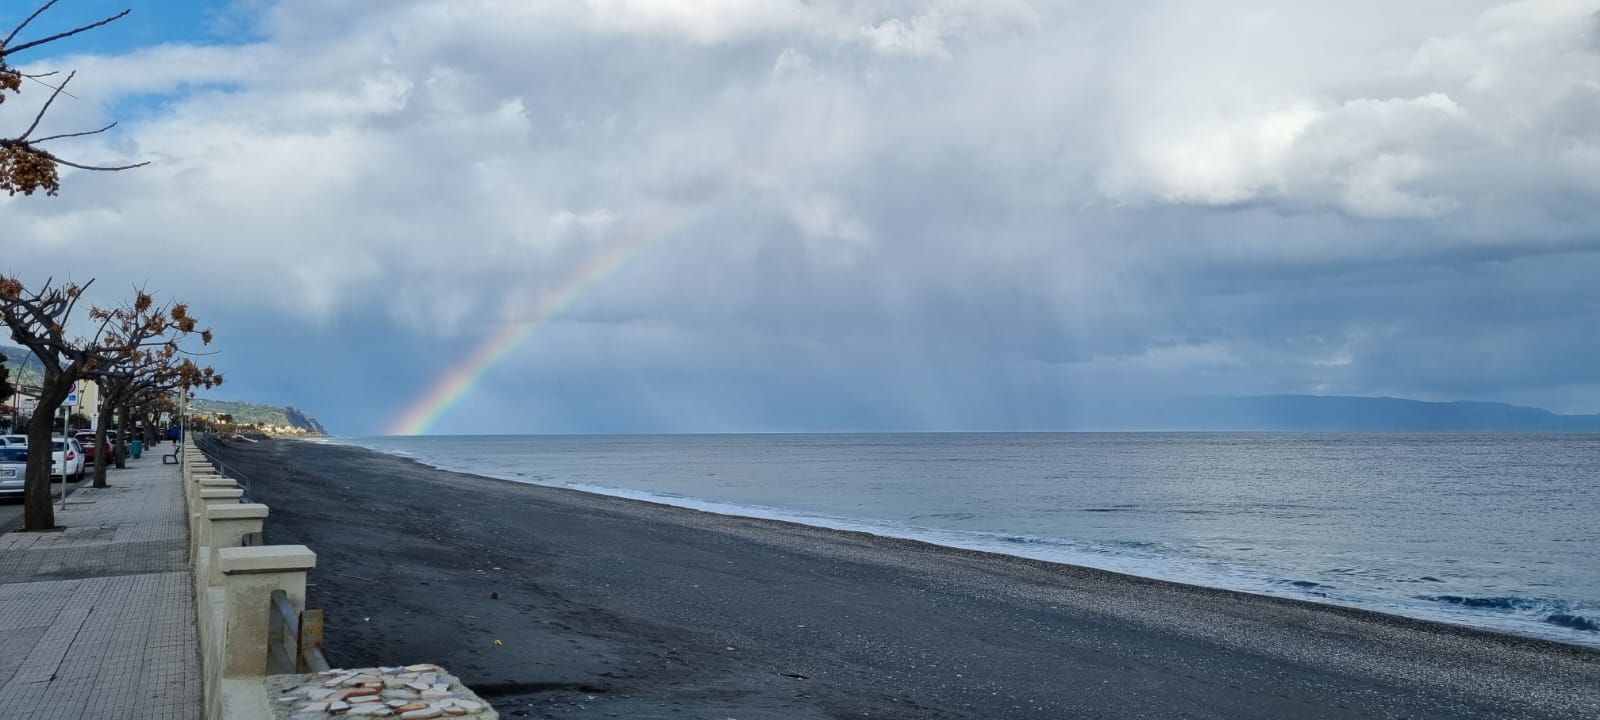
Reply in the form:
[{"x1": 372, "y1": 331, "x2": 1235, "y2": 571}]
[{"x1": 211, "y1": 439, "x2": 1600, "y2": 719}]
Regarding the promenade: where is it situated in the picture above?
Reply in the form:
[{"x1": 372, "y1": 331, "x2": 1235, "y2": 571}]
[{"x1": 0, "y1": 453, "x2": 200, "y2": 720}]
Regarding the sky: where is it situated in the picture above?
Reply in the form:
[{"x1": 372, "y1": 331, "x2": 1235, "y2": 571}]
[{"x1": 3, "y1": 0, "x2": 1600, "y2": 435}]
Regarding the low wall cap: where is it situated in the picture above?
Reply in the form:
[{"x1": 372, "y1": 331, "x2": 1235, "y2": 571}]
[
  {"x1": 218, "y1": 545, "x2": 316, "y2": 574},
  {"x1": 200, "y1": 488, "x2": 245, "y2": 499},
  {"x1": 206, "y1": 503, "x2": 269, "y2": 520}
]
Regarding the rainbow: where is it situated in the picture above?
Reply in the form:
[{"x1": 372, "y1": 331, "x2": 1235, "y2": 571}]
[{"x1": 385, "y1": 211, "x2": 684, "y2": 435}]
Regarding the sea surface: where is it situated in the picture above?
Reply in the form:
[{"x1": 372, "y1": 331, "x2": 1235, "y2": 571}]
[{"x1": 333, "y1": 433, "x2": 1600, "y2": 648}]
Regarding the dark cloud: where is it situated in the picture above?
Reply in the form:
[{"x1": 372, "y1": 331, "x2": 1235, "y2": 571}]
[{"x1": 5, "y1": 0, "x2": 1600, "y2": 433}]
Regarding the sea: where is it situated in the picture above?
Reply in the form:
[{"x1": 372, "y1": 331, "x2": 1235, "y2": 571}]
[{"x1": 330, "y1": 432, "x2": 1600, "y2": 649}]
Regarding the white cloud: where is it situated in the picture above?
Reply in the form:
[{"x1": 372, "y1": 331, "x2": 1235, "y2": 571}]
[
  {"x1": 1097, "y1": 0, "x2": 1600, "y2": 219},
  {"x1": 7, "y1": 0, "x2": 1600, "y2": 428}
]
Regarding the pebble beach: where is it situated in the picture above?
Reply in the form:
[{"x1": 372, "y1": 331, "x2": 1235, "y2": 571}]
[{"x1": 217, "y1": 439, "x2": 1600, "y2": 719}]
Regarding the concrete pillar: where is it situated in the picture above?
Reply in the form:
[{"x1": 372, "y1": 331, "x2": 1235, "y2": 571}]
[
  {"x1": 196, "y1": 477, "x2": 238, "y2": 491},
  {"x1": 191, "y1": 488, "x2": 246, "y2": 563},
  {"x1": 191, "y1": 477, "x2": 238, "y2": 516},
  {"x1": 219, "y1": 545, "x2": 316, "y2": 678},
  {"x1": 206, "y1": 504, "x2": 270, "y2": 588},
  {"x1": 200, "y1": 487, "x2": 244, "y2": 505},
  {"x1": 198, "y1": 487, "x2": 245, "y2": 525}
]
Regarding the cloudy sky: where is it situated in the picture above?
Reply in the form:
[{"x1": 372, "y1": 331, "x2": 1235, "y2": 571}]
[{"x1": 4, "y1": 0, "x2": 1600, "y2": 434}]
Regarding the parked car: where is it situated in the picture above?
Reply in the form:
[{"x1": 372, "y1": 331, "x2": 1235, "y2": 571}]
[
  {"x1": 0, "y1": 447, "x2": 25, "y2": 499},
  {"x1": 50, "y1": 438, "x2": 84, "y2": 482},
  {"x1": 73, "y1": 432, "x2": 113, "y2": 465},
  {"x1": 1, "y1": 434, "x2": 26, "y2": 447}
]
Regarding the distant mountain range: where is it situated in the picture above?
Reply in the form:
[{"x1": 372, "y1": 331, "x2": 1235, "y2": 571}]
[
  {"x1": 9, "y1": 344, "x2": 1599, "y2": 432},
  {"x1": 1138, "y1": 395, "x2": 1600, "y2": 432},
  {"x1": 0, "y1": 345, "x2": 44, "y2": 388}
]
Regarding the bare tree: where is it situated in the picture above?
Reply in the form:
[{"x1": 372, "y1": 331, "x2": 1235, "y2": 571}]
[
  {"x1": 94, "y1": 313, "x2": 220, "y2": 486},
  {"x1": 1, "y1": 1, "x2": 144, "y2": 196},
  {"x1": 1, "y1": 277, "x2": 106, "y2": 529},
  {"x1": 0, "y1": 279, "x2": 212, "y2": 529}
]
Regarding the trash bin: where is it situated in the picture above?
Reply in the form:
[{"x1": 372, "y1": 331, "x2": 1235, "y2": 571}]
[{"x1": 130, "y1": 439, "x2": 143, "y2": 459}]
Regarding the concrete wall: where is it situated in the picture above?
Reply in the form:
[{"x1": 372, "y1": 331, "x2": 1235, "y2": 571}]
[
  {"x1": 183, "y1": 440, "x2": 315, "y2": 720},
  {"x1": 182, "y1": 437, "x2": 498, "y2": 720}
]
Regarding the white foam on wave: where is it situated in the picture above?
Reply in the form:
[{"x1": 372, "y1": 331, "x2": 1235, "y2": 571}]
[{"x1": 326, "y1": 437, "x2": 422, "y2": 460}]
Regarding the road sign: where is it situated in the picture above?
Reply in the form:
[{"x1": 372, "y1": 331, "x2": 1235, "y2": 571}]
[{"x1": 65, "y1": 392, "x2": 79, "y2": 407}]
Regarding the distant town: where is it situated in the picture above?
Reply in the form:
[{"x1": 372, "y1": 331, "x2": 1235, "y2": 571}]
[{"x1": 2, "y1": 346, "x2": 325, "y2": 438}]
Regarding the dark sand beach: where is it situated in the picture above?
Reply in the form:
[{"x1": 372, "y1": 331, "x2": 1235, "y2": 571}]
[{"x1": 210, "y1": 439, "x2": 1600, "y2": 719}]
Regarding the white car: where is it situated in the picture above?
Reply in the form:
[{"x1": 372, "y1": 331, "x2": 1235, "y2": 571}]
[
  {"x1": 50, "y1": 437, "x2": 84, "y2": 482},
  {"x1": 0, "y1": 446, "x2": 25, "y2": 499},
  {"x1": 0, "y1": 435, "x2": 25, "y2": 447}
]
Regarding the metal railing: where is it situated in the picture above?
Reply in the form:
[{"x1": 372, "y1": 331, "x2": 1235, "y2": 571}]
[
  {"x1": 267, "y1": 589, "x2": 331, "y2": 674},
  {"x1": 193, "y1": 433, "x2": 254, "y2": 503}
]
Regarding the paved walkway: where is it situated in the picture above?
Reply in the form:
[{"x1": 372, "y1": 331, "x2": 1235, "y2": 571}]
[{"x1": 0, "y1": 457, "x2": 199, "y2": 720}]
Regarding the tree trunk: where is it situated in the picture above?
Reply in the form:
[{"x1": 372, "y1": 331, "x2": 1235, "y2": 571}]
[
  {"x1": 93, "y1": 402, "x2": 113, "y2": 488},
  {"x1": 24, "y1": 369, "x2": 71, "y2": 531}
]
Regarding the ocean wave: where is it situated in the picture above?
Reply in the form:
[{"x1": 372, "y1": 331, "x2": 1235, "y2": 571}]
[
  {"x1": 1545, "y1": 614, "x2": 1598, "y2": 632},
  {"x1": 908, "y1": 512, "x2": 977, "y2": 521},
  {"x1": 996, "y1": 534, "x2": 1054, "y2": 545},
  {"x1": 1421, "y1": 595, "x2": 1545, "y2": 611},
  {"x1": 1418, "y1": 596, "x2": 1599, "y2": 632}
]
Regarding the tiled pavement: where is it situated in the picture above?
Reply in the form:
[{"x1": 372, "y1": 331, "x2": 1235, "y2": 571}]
[{"x1": 0, "y1": 457, "x2": 199, "y2": 720}]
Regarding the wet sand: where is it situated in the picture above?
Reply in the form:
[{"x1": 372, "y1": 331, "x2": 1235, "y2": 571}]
[{"x1": 210, "y1": 439, "x2": 1600, "y2": 719}]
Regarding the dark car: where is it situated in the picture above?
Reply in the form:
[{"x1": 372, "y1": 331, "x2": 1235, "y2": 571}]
[{"x1": 73, "y1": 432, "x2": 113, "y2": 465}]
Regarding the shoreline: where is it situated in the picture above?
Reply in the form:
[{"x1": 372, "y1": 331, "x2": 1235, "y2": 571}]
[
  {"x1": 217, "y1": 438, "x2": 1600, "y2": 719},
  {"x1": 320, "y1": 436, "x2": 1600, "y2": 652}
]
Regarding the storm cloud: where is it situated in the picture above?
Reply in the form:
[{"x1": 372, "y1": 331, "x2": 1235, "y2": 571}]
[{"x1": 4, "y1": 0, "x2": 1600, "y2": 433}]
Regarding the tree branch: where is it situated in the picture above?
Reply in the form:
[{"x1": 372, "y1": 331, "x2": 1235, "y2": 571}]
[
  {"x1": 2, "y1": 9, "x2": 130, "y2": 58},
  {"x1": 30, "y1": 121, "x2": 115, "y2": 144},
  {"x1": 49, "y1": 155, "x2": 149, "y2": 172},
  {"x1": 0, "y1": 139, "x2": 149, "y2": 172},
  {"x1": 60, "y1": 276, "x2": 92, "y2": 322},
  {"x1": 19, "y1": 70, "x2": 72, "y2": 140},
  {"x1": 3, "y1": 0, "x2": 63, "y2": 50}
]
